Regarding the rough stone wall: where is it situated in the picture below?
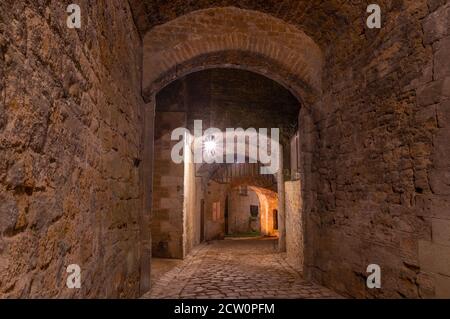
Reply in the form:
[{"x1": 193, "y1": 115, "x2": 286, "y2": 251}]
[
  {"x1": 2, "y1": 0, "x2": 444, "y2": 300},
  {"x1": 135, "y1": 0, "x2": 450, "y2": 298},
  {"x1": 300, "y1": 0, "x2": 450, "y2": 298},
  {"x1": 151, "y1": 112, "x2": 185, "y2": 259},
  {"x1": 285, "y1": 180, "x2": 303, "y2": 272},
  {"x1": 133, "y1": 1, "x2": 367, "y2": 51},
  {"x1": 417, "y1": 1, "x2": 450, "y2": 298},
  {"x1": 0, "y1": 1, "x2": 144, "y2": 297},
  {"x1": 204, "y1": 181, "x2": 227, "y2": 240},
  {"x1": 227, "y1": 188, "x2": 260, "y2": 234},
  {"x1": 183, "y1": 139, "x2": 202, "y2": 256}
]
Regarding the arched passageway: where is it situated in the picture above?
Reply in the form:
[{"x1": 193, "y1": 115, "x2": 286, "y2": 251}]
[
  {"x1": 149, "y1": 68, "x2": 300, "y2": 259},
  {"x1": 1, "y1": 1, "x2": 449, "y2": 300},
  {"x1": 140, "y1": 4, "x2": 449, "y2": 299},
  {"x1": 145, "y1": 60, "x2": 319, "y2": 297},
  {"x1": 141, "y1": 7, "x2": 323, "y2": 101},
  {"x1": 140, "y1": 7, "x2": 322, "y2": 296}
]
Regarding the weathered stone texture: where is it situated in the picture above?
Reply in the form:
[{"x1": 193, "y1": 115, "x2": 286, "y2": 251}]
[
  {"x1": 132, "y1": 0, "x2": 378, "y2": 51},
  {"x1": 142, "y1": 7, "x2": 324, "y2": 102},
  {"x1": 0, "y1": 1, "x2": 144, "y2": 297},
  {"x1": 285, "y1": 180, "x2": 304, "y2": 272},
  {"x1": 227, "y1": 188, "x2": 260, "y2": 234},
  {"x1": 151, "y1": 112, "x2": 185, "y2": 259},
  {"x1": 299, "y1": 0, "x2": 450, "y2": 298},
  {"x1": 1, "y1": 0, "x2": 449, "y2": 299},
  {"x1": 204, "y1": 181, "x2": 228, "y2": 240},
  {"x1": 415, "y1": 1, "x2": 450, "y2": 299},
  {"x1": 140, "y1": 0, "x2": 450, "y2": 298}
]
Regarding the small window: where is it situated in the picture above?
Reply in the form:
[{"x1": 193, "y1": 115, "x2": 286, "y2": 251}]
[{"x1": 250, "y1": 205, "x2": 259, "y2": 217}]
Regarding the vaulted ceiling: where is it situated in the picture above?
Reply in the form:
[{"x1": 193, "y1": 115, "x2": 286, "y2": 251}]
[{"x1": 129, "y1": 0, "x2": 394, "y2": 48}]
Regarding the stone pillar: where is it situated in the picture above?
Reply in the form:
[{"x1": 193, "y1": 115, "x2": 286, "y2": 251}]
[
  {"x1": 139, "y1": 97, "x2": 155, "y2": 295},
  {"x1": 277, "y1": 144, "x2": 286, "y2": 252}
]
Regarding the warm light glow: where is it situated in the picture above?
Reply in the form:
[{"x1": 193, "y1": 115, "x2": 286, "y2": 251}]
[{"x1": 204, "y1": 137, "x2": 217, "y2": 156}]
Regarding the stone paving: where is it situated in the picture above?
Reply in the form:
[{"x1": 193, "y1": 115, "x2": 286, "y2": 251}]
[{"x1": 143, "y1": 238, "x2": 342, "y2": 299}]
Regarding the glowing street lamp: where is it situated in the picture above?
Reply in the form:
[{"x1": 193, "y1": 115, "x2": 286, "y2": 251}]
[{"x1": 203, "y1": 135, "x2": 217, "y2": 158}]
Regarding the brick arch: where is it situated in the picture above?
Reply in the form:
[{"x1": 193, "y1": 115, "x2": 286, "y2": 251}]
[
  {"x1": 142, "y1": 7, "x2": 323, "y2": 104},
  {"x1": 224, "y1": 184, "x2": 279, "y2": 237}
]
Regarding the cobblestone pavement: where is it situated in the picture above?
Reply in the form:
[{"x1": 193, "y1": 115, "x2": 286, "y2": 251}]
[
  {"x1": 151, "y1": 258, "x2": 183, "y2": 287},
  {"x1": 143, "y1": 238, "x2": 342, "y2": 299}
]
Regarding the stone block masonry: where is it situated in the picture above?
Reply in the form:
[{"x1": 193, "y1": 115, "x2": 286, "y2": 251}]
[
  {"x1": 1, "y1": 0, "x2": 449, "y2": 299},
  {"x1": 285, "y1": 180, "x2": 303, "y2": 272},
  {"x1": 415, "y1": 1, "x2": 450, "y2": 299},
  {"x1": 151, "y1": 112, "x2": 185, "y2": 259},
  {"x1": 139, "y1": 1, "x2": 450, "y2": 299},
  {"x1": 0, "y1": 1, "x2": 144, "y2": 298},
  {"x1": 297, "y1": 1, "x2": 450, "y2": 298}
]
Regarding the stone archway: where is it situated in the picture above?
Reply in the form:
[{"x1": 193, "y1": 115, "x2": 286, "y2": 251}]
[
  {"x1": 142, "y1": 7, "x2": 323, "y2": 102},
  {"x1": 220, "y1": 184, "x2": 279, "y2": 237},
  {"x1": 140, "y1": 7, "x2": 323, "y2": 295},
  {"x1": 191, "y1": 127, "x2": 287, "y2": 248},
  {"x1": 1, "y1": 0, "x2": 447, "y2": 300},
  {"x1": 248, "y1": 186, "x2": 279, "y2": 237}
]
